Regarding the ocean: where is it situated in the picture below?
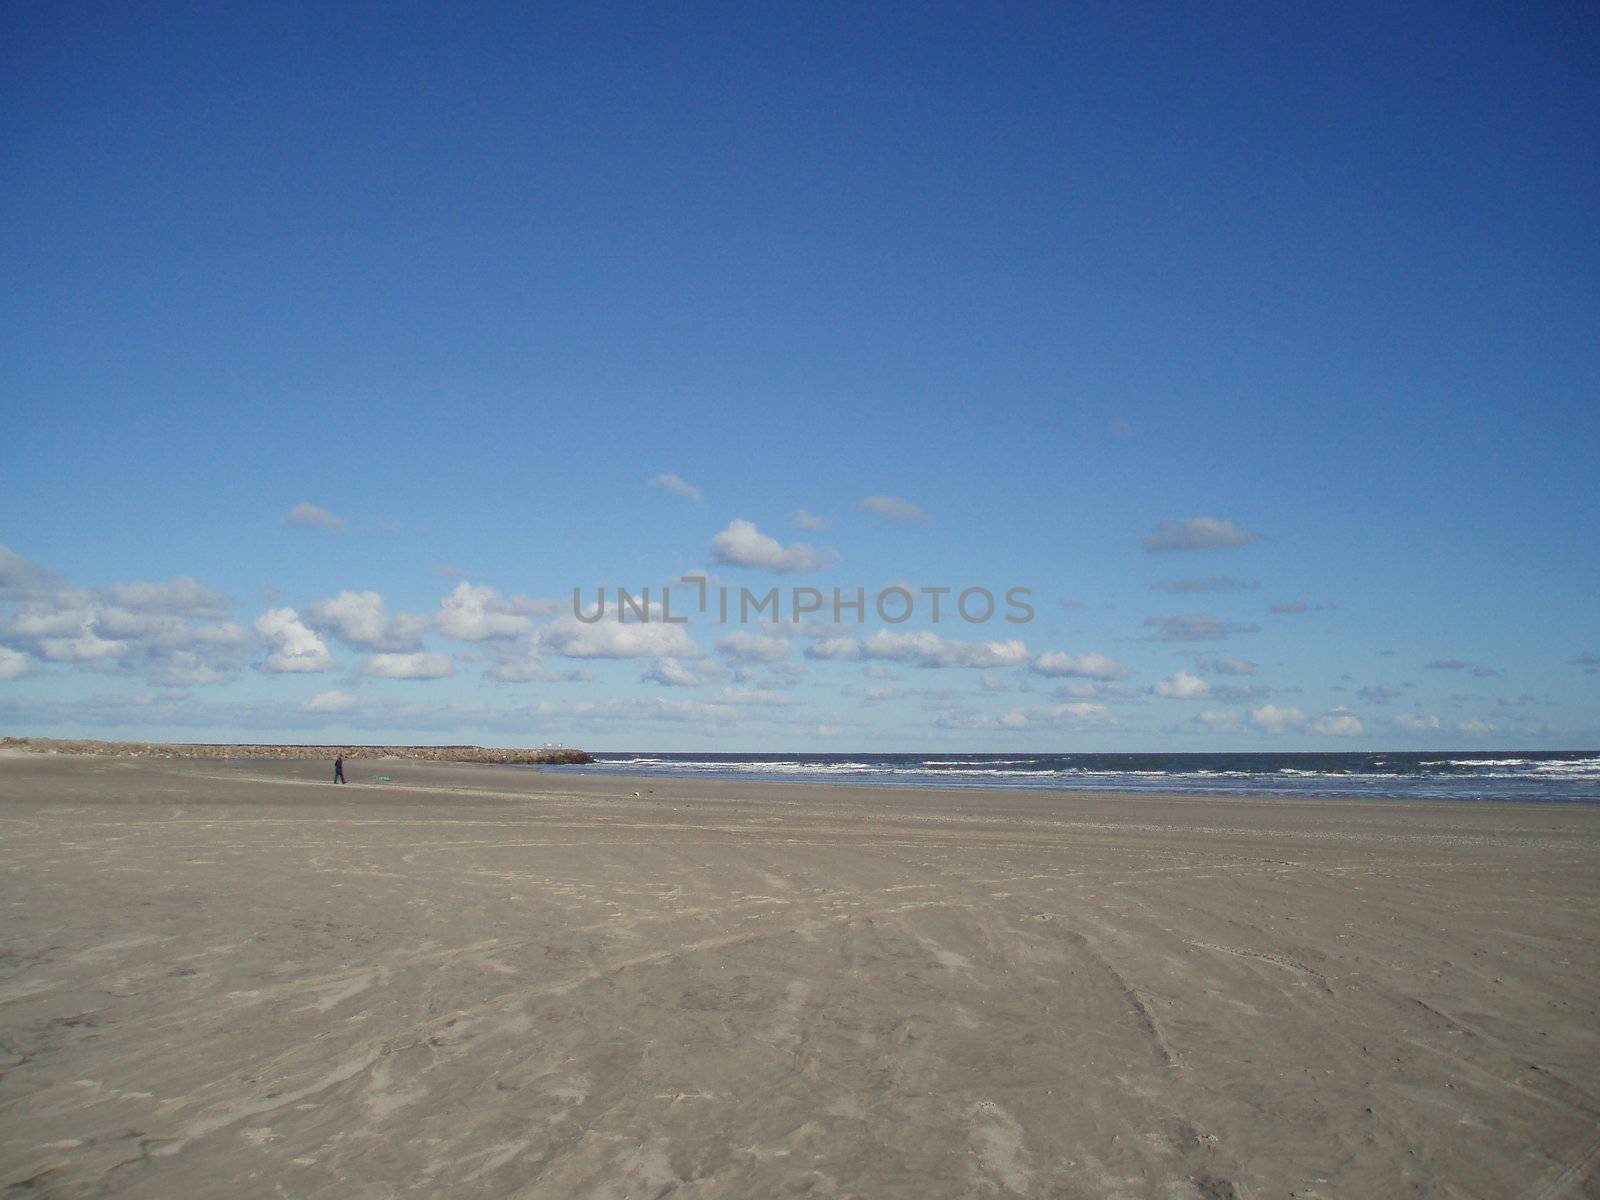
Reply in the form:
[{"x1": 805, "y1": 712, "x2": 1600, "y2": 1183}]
[{"x1": 568, "y1": 750, "x2": 1600, "y2": 803}]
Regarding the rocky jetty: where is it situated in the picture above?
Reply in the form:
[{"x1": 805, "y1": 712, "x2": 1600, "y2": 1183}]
[{"x1": 0, "y1": 737, "x2": 594, "y2": 765}]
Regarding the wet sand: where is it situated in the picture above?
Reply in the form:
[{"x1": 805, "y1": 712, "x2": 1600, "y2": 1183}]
[{"x1": 1, "y1": 753, "x2": 1597, "y2": 1198}]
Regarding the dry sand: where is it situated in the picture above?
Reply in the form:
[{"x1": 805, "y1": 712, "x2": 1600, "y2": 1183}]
[{"x1": 1, "y1": 754, "x2": 1597, "y2": 1198}]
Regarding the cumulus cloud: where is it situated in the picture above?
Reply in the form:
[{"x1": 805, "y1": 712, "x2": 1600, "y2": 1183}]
[
  {"x1": 1141, "y1": 517, "x2": 1259, "y2": 553},
  {"x1": 641, "y1": 657, "x2": 722, "y2": 687},
  {"x1": 282, "y1": 502, "x2": 344, "y2": 530},
  {"x1": 306, "y1": 590, "x2": 427, "y2": 651},
  {"x1": 362, "y1": 651, "x2": 453, "y2": 680},
  {"x1": 716, "y1": 631, "x2": 791, "y2": 663},
  {"x1": 1152, "y1": 577, "x2": 1260, "y2": 594},
  {"x1": 255, "y1": 608, "x2": 335, "y2": 673},
  {"x1": 1249, "y1": 704, "x2": 1306, "y2": 733},
  {"x1": 1195, "y1": 656, "x2": 1256, "y2": 676},
  {"x1": 936, "y1": 702, "x2": 1114, "y2": 732},
  {"x1": 1143, "y1": 615, "x2": 1259, "y2": 642},
  {"x1": 1392, "y1": 713, "x2": 1442, "y2": 734},
  {"x1": 1029, "y1": 651, "x2": 1127, "y2": 680},
  {"x1": 792, "y1": 509, "x2": 829, "y2": 530},
  {"x1": 482, "y1": 647, "x2": 596, "y2": 684},
  {"x1": 436, "y1": 582, "x2": 555, "y2": 641},
  {"x1": 0, "y1": 545, "x2": 65, "y2": 599},
  {"x1": 809, "y1": 630, "x2": 1029, "y2": 669},
  {"x1": 1153, "y1": 671, "x2": 1210, "y2": 699},
  {"x1": 36, "y1": 628, "x2": 128, "y2": 662},
  {"x1": 647, "y1": 473, "x2": 703, "y2": 502},
  {"x1": 804, "y1": 636, "x2": 862, "y2": 661},
  {"x1": 104, "y1": 577, "x2": 229, "y2": 617},
  {"x1": 1051, "y1": 679, "x2": 1133, "y2": 700},
  {"x1": 711, "y1": 520, "x2": 835, "y2": 573},
  {"x1": 534, "y1": 615, "x2": 698, "y2": 660},
  {"x1": 144, "y1": 650, "x2": 233, "y2": 687},
  {"x1": 1310, "y1": 707, "x2": 1362, "y2": 736},
  {"x1": 528, "y1": 693, "x2": 812, "y2": 728},
  {"x1": 1, "y1": 563, "x2": 249, "y2": 684},
  {"x1": 0, "y1": 646, "x2": 34, "y2": 678},
  {"x1": 858, "y1": 495, "x2": 929, "y2": 522}
]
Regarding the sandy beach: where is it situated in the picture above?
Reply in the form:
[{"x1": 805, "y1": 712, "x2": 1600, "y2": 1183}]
[{"x1": 1, "y1": 753, "x2": 1597, "y2": 1199}]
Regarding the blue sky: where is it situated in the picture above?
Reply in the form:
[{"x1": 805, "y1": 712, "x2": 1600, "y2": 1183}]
[{"x1": 3, "y1": 2, "x2": 1597, "y2": 750}]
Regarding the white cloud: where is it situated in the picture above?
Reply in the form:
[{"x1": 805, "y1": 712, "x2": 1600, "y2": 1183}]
[
  {"x1": 146, "y1": 650, "x2": 232, "y2": 687},
  {"x1": 483, "y1": 648, "x2": 595, "y2": 684},
  {"x1": 858, "y1": 495, "x2": 929, "y2": 522},
  {"x1": 647, "y1": 473, "x2": 703, "y2": 502},
  {"x1": 534, "y1": 616, "x2": 698, "y2": 660},
  {"x1": 1392, "y1": 713, "x2": 1441, "y2": 734},
  {"x1": 861, "y1": 630, "x2": 1029, "y2": 669},
  {"x1": 0, "y1": 646, "x2": 34, "y2": 678},
  {"x1": 805, "y1": 636, "x2": 862, "y2": 661},
  {"x1": 1249, "y1": 704, "x2": 1306, "y2": 733},
  {"x1": 436, "y1": 581, "x2": 554, "y2": 641},
  {"x1": 807, "y1": 631, "x2": 1029, "y2": 669},
  {"x1": 792, "y1": 509, "x2": 829, "y2": 530},
  {"x1": 1030, "y1": 651, "x2": 1127, "y2": 680},
  {"x1": 36, "y1": 627, "x2": 128, "y2": 662},
  {"x1": 716, "y1": 630, "x2": 791, "y2": 663},
  {"x1": 306, "y1": 590, "x2": 427, "y2": 651},
  {"x1": 1310, "y1": 707, "x2": 1363, "y2": 736},
  {"x1": 0, "y1": 559, "x2": 247, "y2": 684},
  {"x1": 528, "y1": 694, "x2": 809, "y2": 728},
  {"x1": 936, "y1": 702, "x2": 1114, "y2": 731},
  {"x1": 282, "y1": 502, "x2": 344, "y2": 530},
  {"x1": 255, "y1": 608, "x2": 335, "y2": 673},
  {"x1": 0, "y1": 545, "x2": 65, "y2": 598},
  {"x1": 1142, "y1": 517, "x2": 1260, "y2": 553},
  {"x1": 641, "y1": 657, "x2": 722, "y2": 687},
  {"x1": 710, "y1": 520, "x2": 835, "y2": 573},
  {"x1": 104, "y1": 577, "x2": 229, "y2": 617},
  {"x1": 1052, "y1": 679, "x2": 1133, "y2": 700},
  {"x1": 363, "y1": 651, "x2": 453, "y2": 680},
  {"x1": 1153, "y1": 671, "x2": 1210, "y2": 699},
  {"x1": 1458, "y1": 719, "x2": 1498, "y2": 735}
]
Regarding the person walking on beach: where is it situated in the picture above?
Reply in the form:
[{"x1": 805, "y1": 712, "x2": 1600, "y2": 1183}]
[{"x1": 334, "y1": 754, "x2": 346, "y2": 784}]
